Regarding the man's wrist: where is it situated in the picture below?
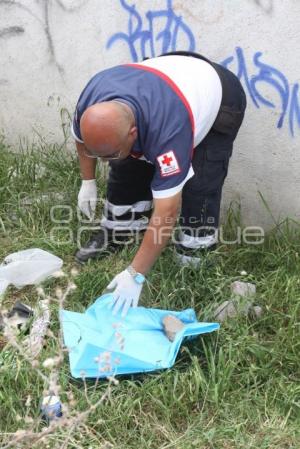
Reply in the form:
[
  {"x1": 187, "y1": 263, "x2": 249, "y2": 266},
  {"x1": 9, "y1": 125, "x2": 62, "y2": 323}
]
[
  {"x1": 81, "y1": 179, "x2": 96, "y2": 184},
  {"x1": 126, "y1": 265, "x2": 145, "y2": 284}
]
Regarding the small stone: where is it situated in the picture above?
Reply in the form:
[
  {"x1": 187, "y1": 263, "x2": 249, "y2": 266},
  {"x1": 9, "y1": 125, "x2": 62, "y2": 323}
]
[
  {"x1": 42, "y1": 357, "x2": 61, "y2": 369},
  {"x1": 36, "y1": 287, "x2": 45, "y2": 297},
  {"x1": 252, "y1": 305, "x2": 263, "y2": 318},
  {"x1": 162, "y1": 315, "x2": 185, "y2": 341},
  {"x1": 52, "y1": 270, "x2": 66, "y2": 278},
  {"x1": 214, "y1": 300, "x2": 253, "y2": 322},
  {"x1": 231, "y1": 281, "x2": 256, "y2": 297},
  {"x1": 214, "y1": 301, "x2": 237, "y2": 322},
  {"x1": 175, "y1": 252, "x2": 201, "y2": 268},
  {"x1": 55, "y1": 288, "x2": 63, "y2": 299},
  {"x1": 70, "y1": 267, "x2": 79, "y2": 277}
]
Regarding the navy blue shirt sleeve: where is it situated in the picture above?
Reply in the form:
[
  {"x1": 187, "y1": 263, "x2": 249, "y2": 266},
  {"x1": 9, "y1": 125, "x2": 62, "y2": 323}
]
[
  {"x1": 71, "y1": 108, "x2": 83, "y2": 142},
  {"x1": 149, "y1": 119, "x2": 194, "y2": 198}
]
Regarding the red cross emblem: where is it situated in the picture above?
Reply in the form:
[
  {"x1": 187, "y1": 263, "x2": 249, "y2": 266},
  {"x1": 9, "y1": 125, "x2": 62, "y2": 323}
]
[
  {"x1": 157, "y1": 151, "x2": 181, "y2": 177},
  {"x1": 161, "y1": 154, "x2": 173, "y2": 166}
]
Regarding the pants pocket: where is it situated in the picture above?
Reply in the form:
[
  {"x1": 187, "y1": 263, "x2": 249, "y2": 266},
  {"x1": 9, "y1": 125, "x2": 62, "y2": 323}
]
[
  {"x1": 212, "y1": 106, "x2": 244, "y2": 135},
  {"x1": 205, "y1": 143, "x2": 233, "y2": 162}
]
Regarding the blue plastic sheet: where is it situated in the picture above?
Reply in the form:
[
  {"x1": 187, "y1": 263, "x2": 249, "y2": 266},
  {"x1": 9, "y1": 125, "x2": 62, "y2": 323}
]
[{"x1": 61, "y1": 294, "x2": 220, "y2": 378}]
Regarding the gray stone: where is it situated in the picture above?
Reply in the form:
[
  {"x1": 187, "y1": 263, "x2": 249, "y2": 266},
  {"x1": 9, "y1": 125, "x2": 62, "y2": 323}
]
[
  {"x1": 214, "y1": 300, "x2": 237, "y2": 322},
  {"x1": 214, "y1": 300, "x2": 253, "y2": 322},
  {"x1": 231, "y1": 281, "x2": 256, "y2": 297},
  {"x1": 162, "y1": 315, "x2": 185, "y2": 341},
  {"x1": 252, "y1": 305, "x2": 263, "y2": 318},
  {"x1": 214, "y1": 300, "x2": 263, "y2": 323}
]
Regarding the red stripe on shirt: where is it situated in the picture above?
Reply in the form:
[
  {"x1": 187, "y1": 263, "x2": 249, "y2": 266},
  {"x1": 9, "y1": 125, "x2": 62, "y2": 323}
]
[{"x1": 124, "y1": 63, "x2": 195, "y2": 156}]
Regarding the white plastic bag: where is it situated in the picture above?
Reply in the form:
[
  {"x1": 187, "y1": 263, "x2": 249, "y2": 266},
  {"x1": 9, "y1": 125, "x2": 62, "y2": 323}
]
[{"x1": 0, "y1": 248, "x2": 63, "y2": 295}]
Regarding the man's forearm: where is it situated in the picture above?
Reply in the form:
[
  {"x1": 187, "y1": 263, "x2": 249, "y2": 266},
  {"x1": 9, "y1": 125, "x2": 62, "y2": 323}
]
[
  {"x1": 131, "y1": 210, "x2": 178, "y2": 275},
  {"x1": 76, "y1": 141, "x2": 97, "y2": 180}
]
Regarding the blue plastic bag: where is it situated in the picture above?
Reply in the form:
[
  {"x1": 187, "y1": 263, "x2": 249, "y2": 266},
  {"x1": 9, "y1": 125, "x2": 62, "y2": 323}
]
[{"x1": 61, "y1": 294, "x2": 220, "y2": 378}]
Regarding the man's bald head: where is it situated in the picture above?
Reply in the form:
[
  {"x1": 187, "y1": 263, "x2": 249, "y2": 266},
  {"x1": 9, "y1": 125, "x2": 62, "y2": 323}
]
[{"x1": 80, "y1": 101, "x2": 136, "y2": 156}]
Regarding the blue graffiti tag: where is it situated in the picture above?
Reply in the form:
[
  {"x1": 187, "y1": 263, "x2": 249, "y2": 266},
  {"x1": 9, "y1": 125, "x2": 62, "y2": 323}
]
[
  {"x1": 221, "y1": 47, "x2": 300, "y2": 137},
  {"x1": 106, "y1": 0, "x2": 195, "y2": 62},
  {"x1": 107, "y1": 1, "x2": 299, "y2": 138}
]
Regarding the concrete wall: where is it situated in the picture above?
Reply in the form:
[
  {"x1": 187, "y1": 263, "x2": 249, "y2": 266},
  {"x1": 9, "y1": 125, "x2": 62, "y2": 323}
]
[{"x1": 1, "y1": 0, "x2": 299, "y2": 228}]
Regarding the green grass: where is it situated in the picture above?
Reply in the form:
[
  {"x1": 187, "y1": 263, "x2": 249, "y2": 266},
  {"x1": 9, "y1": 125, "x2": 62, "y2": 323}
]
[{"x1": 0, "y1": 138, "x2": 299, "y2": 448}]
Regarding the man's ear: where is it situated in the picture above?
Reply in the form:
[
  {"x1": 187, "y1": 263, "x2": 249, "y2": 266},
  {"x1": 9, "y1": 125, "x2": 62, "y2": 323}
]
[{"x1": 129, "y1": 126, "x2": 138, "y2": 140}]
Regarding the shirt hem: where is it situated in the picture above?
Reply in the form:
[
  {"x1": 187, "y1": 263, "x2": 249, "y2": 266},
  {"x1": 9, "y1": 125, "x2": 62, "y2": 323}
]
[
  {"x1": 71, "y1": 123, "x2": 84, "y2": 143},
  {"x1": 151, "y1": 166, "x2": 194, "y2": 199}
]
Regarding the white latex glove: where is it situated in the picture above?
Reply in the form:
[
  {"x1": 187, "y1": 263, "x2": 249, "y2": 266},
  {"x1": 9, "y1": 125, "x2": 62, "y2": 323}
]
[
  {"x1": 107, "y1": 269, "x2": 144, "y2": 318},
  {"x1": 78, "y1": 179, "x2": 97, "y2": 219}
]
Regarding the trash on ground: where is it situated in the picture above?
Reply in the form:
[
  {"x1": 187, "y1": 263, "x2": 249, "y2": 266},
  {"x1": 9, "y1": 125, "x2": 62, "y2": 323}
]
[
  {"x1": 61, "y1": 294, "x2": 219, "y2": 378},
  {"x1": 41, "y1": 395, "x2": 62, "y2": 422},
  {"x1": 0, "y1": 248, "x2": 63, "y2": 295},
  {"x1": 0, "y1": 302, "x2": 33, "y2": 333},
  {"x1": 214, "y1": 300, "x2": 252, "y2": 322},
  {"x1": 23, "y1": 300, "x2": 50, "y2": 359},
  {"x1": 214, "y1": 300, "x2": 263, "y2": 322},
  {"x1": 20, "y1": 192, "x2": 66, "y2": 206},
  {"x1": 250, "y1": 305, "x2": 263, "y2": 319},
  {"x1": 163, "y1": 315, "x2": 185, "y2": 341},
  {"x1": 231, "y1": 281, "x2": 256, "y2": 297}
]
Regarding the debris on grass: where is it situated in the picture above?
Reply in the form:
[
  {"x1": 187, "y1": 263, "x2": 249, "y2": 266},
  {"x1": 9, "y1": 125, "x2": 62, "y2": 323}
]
[
  {"x1": 0, "y1": 248, "x2": 63, "y2": 295},
  {"x1": 250, "y1": 305, "x2": 263, "y2": 319},
  {"x1": 41, "y1": 394, "x2": 63, "y2": 421},
  {"x1": 162, "y1": 314, "x2": 185, "y2": 341},
  {"x1": 214, "y1": 281, "x2": 263, "y2": 322},
  {"x1": 0, "y1": 301, "x2": 34, "y2": 333},
  {"x1": 20, "y1": 192, "x2": 66, "y2": 206},
  {"x1": 214, "y1": 300, "x2": 251, "y2": 322},
  {"x1": 230, "y1": 280, "x2": 256, "y2": 297},
  {"x1": 23, "y1": 300, "x2": 50, "y2": 359}
]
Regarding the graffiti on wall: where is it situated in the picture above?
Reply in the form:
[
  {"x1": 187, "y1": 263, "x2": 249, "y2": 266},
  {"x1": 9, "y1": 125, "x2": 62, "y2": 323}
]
[
  {"x1": 0, "y1": 0, "x2": 298, "y2": 138},
  {"x1": 107, "y1": 2, "x2": 299, "y2": 137},
  {"x1": 106, "y1": 0, "x2": 195, "y2": 62},
  {"x1": 222, "y1": 47, "x2": 300, "y2": 137}
]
